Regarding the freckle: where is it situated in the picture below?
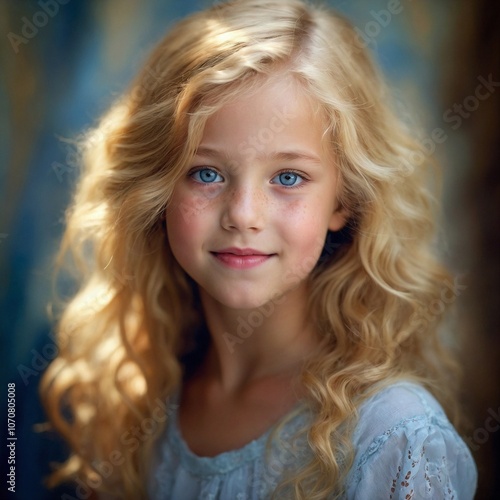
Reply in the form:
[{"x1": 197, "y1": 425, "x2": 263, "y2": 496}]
[{"x1": 286, "y1": 199, "x2": 309, "y2": 219}]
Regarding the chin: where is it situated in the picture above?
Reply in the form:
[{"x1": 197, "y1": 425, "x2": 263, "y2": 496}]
[
  {"x1": 218, "y1": 295, "x2": 271, "y2": 311},
  {"x1": 205, "y1": 287, "x2": 278, "y2": 312}
]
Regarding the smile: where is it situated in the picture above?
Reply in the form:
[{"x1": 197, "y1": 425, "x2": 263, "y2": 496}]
[{"x1": 210, "y1": 248, "x2": 275, "y2": 269}]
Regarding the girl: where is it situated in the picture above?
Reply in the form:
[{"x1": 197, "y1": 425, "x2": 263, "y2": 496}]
[{"x1": 40, "y1": 0, "x2": 477, "y2": 498}]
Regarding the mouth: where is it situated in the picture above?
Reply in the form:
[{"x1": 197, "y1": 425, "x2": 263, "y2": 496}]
[
  {"x1": 210, "y1": 247, "x2": 276, "y2": 269},
  {"x1": 213, "y1": 247, "x2": 272, "y2": 256}
]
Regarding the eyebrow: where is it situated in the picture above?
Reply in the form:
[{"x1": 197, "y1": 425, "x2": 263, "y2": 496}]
[{"x1": 194, "y1": 146, "x2": 322, "y2": 165}]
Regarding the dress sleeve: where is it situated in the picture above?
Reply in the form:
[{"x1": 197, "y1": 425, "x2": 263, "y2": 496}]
[{"x1": 347, "y1": 414, "x2": 477, "y2": 500}]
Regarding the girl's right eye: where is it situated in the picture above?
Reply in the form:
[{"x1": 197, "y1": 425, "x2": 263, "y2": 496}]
[{"x1": 190, "y1": 167, "x2": 224, "y2": 184}]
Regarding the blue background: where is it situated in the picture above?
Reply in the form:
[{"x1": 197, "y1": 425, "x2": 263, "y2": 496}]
[{"x1": 1, "y1": 0, "x2": 498, "y2": 498}]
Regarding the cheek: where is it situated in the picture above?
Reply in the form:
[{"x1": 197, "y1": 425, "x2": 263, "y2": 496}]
[
  {"x1": 168, "y1": 187, "x2": 214, "y2": 229},
  {"x1": 166, "y1": 190, "x2": 207, "y2": 259},
  {"x1": 279, "y1": 200, "x2": 329, "y2": 271},
  {"x1": 295, "y1": 223, "x2": 327, "y2": 272},
  {"x1": 281, "y1": 222, "x2": 326, "y2": 289}
]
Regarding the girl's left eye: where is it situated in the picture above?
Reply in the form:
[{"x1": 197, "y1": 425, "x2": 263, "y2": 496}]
[
  {"x1": 271, "y1": 171, "x2": 304, "y2": 187},
  {"x1": 190, "y1": 168, "x2": 224, "y2": 184}
]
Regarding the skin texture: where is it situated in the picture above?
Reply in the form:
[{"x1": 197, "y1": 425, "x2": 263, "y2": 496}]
[{"x1": 166, "y1": 73, "x2": 347, "y2": 455}]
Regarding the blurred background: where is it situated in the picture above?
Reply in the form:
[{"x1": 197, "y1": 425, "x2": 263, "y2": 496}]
[{"x1": 0, "y1": 0, "x2": 498, "y2": 498}]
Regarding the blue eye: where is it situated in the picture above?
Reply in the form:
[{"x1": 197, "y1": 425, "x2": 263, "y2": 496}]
[
  {"x1": 271, "y1": 171, "x2": 304, "y2": 187},
  {"x1": 191, "y1": 168, "x2": 223, "y2": 184}
]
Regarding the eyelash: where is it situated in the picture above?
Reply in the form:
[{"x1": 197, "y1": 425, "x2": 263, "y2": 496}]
[
  {"x1": 189, "y1": 167, "x2": 224, "y2": 184},
  {"x1": 188, "y1": 167, "x2": 309, "y2": 189},
  {"x1": 272, "y1": 169, "x2": 307, "y2": 189}
]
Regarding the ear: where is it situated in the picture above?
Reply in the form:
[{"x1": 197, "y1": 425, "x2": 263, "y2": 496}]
[{"x1": 328, "y1": 204, "x2": 349, "y2": 232}]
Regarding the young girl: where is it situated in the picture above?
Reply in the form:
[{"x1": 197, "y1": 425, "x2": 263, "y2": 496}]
[{"x1": 40, "y1": 0, "x2": 477, "y2": 498}]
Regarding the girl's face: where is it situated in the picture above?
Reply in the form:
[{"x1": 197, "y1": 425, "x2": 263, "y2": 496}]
[{"x1": 166, "y1": 74, "x2": 346, "y2": 310}]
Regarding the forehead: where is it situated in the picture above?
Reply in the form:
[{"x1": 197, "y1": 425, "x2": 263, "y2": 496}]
[{"x1": 198, "y1": 73, "x2": 329, "y2": 159}]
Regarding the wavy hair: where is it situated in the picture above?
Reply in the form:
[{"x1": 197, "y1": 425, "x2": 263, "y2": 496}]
[{"x1": 40, "y1": 0, "x2": 460, "y2": 498}]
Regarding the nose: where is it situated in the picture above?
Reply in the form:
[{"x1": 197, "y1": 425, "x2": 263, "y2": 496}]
[{"x1": 220, "y1": 183, "x2": 265, "y2": 232}]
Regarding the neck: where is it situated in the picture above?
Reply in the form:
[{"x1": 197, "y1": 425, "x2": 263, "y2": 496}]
[{"x1": 198, "y1": 283, "x2": 320, "y2": 394}]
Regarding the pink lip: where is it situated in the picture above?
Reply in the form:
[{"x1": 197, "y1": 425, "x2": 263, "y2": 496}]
[
  {"x1": 215, "y1": 247, "x2": 269, "y2": 256},
  {"x1": 211, "y1": 247, "x2": 275, "y2": 269}
]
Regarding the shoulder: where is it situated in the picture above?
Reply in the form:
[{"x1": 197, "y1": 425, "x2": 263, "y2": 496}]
[
  {"x1": 345, "y1": 382, "x2": 477, "y2": 499},
  {"x1": 353, "y1": 382, "x2": 447, "y2": 447}
]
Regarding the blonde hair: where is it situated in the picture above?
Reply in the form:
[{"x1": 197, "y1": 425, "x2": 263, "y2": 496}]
[{"x1": 40, "y1": 0, "x2": 460, "y2": 498}]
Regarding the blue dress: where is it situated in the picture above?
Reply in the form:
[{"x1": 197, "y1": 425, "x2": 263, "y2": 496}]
[{"x1": 148, "y1": 382, "x2": 477, "y2": 499}]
